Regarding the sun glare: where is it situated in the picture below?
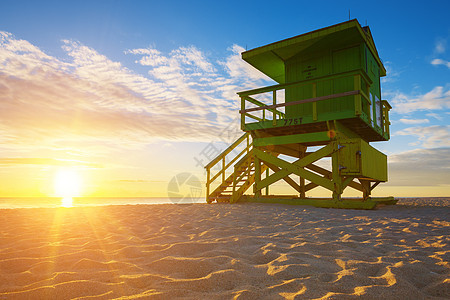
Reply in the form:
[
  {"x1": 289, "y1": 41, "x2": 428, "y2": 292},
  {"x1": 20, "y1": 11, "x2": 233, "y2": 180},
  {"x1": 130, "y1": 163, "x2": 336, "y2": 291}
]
[{"x1": 54, "y1": 168, "x2": 82, "y2": 207}]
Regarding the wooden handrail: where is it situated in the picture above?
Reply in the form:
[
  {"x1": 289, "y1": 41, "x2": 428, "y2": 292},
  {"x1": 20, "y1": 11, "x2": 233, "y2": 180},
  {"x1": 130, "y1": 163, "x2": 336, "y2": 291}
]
[
  {"x1": 238, "y1": 69, "x2": 373, "y2": 126},
  {"x1": 245, "y1": 96, "x2": 285, "y2": 118},
  {"x1": 240, "y1": 90, "x2": 360, "y2": 114},
  {"x1": 237, "y1": 69, "x2": 372, "y2": 97},
  {"x1": 206, "y1": 132, "x2": 253, "y2": 202},
  {"x1": 205, "y1": 132, "x2": 249, "y2": 169}
]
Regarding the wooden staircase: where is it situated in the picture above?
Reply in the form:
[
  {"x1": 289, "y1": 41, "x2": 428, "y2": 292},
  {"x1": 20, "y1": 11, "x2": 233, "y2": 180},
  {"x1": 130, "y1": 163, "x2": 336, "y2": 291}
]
[{"x1": 205, "y1": 133, "x2": 275, "y2": 203}]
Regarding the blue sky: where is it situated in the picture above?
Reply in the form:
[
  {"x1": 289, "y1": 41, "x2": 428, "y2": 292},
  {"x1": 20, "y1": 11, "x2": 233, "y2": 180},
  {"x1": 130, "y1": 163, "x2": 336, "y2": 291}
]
[{"x1": 0, "y1": 0, "x2": 449, "y2": 197}]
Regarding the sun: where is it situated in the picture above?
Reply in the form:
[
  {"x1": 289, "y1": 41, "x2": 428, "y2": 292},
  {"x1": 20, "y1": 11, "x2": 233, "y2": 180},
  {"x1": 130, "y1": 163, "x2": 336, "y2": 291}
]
[{"x1": 54, "y1": 168, "x2": 82, "y2": 207}]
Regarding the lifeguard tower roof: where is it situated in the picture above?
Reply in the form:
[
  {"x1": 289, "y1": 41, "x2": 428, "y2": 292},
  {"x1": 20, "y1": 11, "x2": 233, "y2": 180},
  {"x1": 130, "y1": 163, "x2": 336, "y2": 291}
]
[{"x1": 242, "y1": 19, "x2": 386, "y2": 84}]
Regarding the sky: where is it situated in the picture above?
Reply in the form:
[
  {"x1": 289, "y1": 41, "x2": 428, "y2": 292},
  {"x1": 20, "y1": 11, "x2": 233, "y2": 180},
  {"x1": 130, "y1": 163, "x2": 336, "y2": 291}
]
[{"x1": 0, "y1": 0, "x2": 449, "y2": 198}]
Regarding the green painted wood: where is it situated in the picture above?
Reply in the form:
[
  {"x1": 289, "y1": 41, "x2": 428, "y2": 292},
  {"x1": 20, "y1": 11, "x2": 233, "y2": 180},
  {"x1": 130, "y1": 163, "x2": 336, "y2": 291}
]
[
  {"x1": 334, "y1": 120, "x2": 361, "y2": 139},
  {"x1": 255, "y1": 143, "x2": 336, "y2": 191},
  {"x1": 338, "y1": 138, "x2": 387, "y2": 181},
  {"x1": 238, "y1": 20, "x2": 389, "y2": 141},
  {"x1": 253, "y1": 132, "x2": 330, "y2": 147},
  {"x1": 239, "y1": 196, "x2": 379, "y2": 210},
  {"x1": 244, "y1": 110, "x2": 357, "y2": 131},
  {"x1": 237, "y1": 69, "x2": 372, "y2": 97},
  {"x1": 254, "y1": 148, "x2": 335, "y2": 191},
  {"x1": 361, "y1": 140, "x2": 387, "y2": 181}
]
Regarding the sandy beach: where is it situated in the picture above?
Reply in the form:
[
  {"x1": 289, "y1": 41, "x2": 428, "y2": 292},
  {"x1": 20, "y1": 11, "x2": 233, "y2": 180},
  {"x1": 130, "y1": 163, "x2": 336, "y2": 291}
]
[{"x1": 0, "y1": 199, "x2": 448, "y2": 299}]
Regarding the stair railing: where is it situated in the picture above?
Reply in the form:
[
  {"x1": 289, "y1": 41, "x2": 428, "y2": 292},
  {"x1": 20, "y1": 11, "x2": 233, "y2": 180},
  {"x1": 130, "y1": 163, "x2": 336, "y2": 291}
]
[{"x1": 205, "y1": 132, "x2": 252, "y2": 202}]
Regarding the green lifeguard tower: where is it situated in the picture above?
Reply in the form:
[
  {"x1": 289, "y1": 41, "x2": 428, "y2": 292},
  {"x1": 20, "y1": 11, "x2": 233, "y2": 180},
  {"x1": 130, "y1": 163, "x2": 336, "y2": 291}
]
[{"x1": 205, "y1": 19, "x2": 396, "y2": 209}]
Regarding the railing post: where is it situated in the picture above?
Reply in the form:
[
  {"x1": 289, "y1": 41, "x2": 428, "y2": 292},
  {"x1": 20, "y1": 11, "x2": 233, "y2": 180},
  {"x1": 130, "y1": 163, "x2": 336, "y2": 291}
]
[
  {"x1": 222, "y1": 157, "x2": 225, "y2": 182},
  {"x1": 272, "y1": 90, "x2": 277, "y2": 126},
  {"x1": 240, "y1": 96, "x2": 245, "y2": 130},
  {"x1": 383, "y1": 102, "x2": 391, "y2": 137},
  {"x1": 312, "y1": 83, "x2": 317, "y2": 121},
  {"x1": 353, "y1": 74, "x2": 362, "y2": 116},
  {"x1": 246, "y1": 135, "x2": 250, "y2": 153},
  {"x1": 206, "y1": 168, "x2": 210, "y2": 203},
  {"x1": 366, "y1": 82, "x2": 371, "y2": 121}
]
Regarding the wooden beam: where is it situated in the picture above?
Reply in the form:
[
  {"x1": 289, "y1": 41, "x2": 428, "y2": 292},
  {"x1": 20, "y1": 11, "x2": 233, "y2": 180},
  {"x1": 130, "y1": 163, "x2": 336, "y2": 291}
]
[
  {"x1": 305, "y1": 164, "x2": 364, "y2": 192},
  {"x1": 265, "y1": 162, "x2": 300, "y2": 192},
  {"x1": 254, "y1": 149, "x2": 335, "y2": 191}
]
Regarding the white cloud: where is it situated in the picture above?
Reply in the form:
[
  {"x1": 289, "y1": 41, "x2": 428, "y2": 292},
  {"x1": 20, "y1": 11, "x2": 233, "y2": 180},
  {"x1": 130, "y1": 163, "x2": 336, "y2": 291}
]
[
  {"x1": 430, "y1": 38, "x2": 449, "y2": 68},
  {"x1": 126, "y1": 43, "x2": 273, "y2": 115},
  {"x1": 219, "y1": 44, "x2": 273, "y2": 82},
  {"x1": 426, "y1": 112, "x2": 444, "y2": 121},
  {"x1": 395, "y1": 125, "x2": 450, "y2": 148},
  {"x1": 0, "y1": 31, "x2": 276, "y2": 163},
  {"x1": 398, "y1": 118, "x2": 430, "y2": 125},
  {"x1": 390, "y1": 86, "x2": 450, "y2": 113},
  {"x1": 125, "y1": 48, "x2": 168, "y2": 67},
  {"x1": 431, "y1": 58, "x2": 450, "y2": 69},
  {"x1": 381, "y1": 61, "x2": 401, "y2": 84},
  {"x1": 172, "y1": 46, "x2": 215, "y2": 73},
  {"x1": 388, "y1": 147, "x2": 450, "y2": 186},
  {"x1": 434, "y1": 39, "x2": 446, "y2": 54}
]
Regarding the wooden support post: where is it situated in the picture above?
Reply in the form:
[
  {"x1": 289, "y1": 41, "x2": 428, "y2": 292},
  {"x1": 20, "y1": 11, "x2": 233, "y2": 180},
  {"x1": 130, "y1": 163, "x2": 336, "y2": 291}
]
[
  {"x1": 265, "y1": 168, "x2": 269, "y2": 196},
  {"x1": 272, "y1": 90, "x2": 277, "y2": 126},
  {"x1": 312, "y1": 83, "x2": 317, "y2": 121},
  {"x1": 331, "y1": 142, "x2": 342, "y2": 201},
  {"x1": 360, "y1": 180, "x2": 371, "y2": 200},
  {"x1": 300, "y1": 150, "x2": 306, "y2": 198},
  {"x1": 254, "y1": 155, "x2": 261, "y2": 198},
  {"x1": 354, "y1": 75, "x2": 362, "y2": 115}
]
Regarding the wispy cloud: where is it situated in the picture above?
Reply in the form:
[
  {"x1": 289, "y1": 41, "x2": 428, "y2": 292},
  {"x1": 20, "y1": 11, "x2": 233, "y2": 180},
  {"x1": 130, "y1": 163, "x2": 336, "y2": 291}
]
[
  {"x1": 395, "y1": 125, "x2": 450, "y2": 148},
  {"x1": 431, "y1": 38, "x2": 449, "y2": 68},
  {"x1": 398, "y1": 118, "x2": 430, "y2": 125},
  {"x1": 434, "y1": 38, "x2": 446, "y2": 54},
  {"x1": 0, "y1": 158, "x2": 100, "y2": 168},
  {"x1": 381, "y1": 61, "x2": 401, "y2": 84},
  {"x1": 0, "y1": 32, "x2": 271, "y2": 160},
  {"x1": 390, "y1": 86, "x2": 450, "y2": 113},
  {"x1": 431, "y1": 58, "x2": 450, "y2": 69},
  {"x1": 388, "y1": 147, "x2": 450, "y2": 186},
  {"x1": 426, "y1": 112, "x2": 444, "y2": 121}
]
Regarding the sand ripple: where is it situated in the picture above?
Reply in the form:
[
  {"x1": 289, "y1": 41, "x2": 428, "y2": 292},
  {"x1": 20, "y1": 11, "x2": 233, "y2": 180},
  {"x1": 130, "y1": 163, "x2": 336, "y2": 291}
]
[{"x1": 0, "y1": 199, "x2": 449, "y2": 299}]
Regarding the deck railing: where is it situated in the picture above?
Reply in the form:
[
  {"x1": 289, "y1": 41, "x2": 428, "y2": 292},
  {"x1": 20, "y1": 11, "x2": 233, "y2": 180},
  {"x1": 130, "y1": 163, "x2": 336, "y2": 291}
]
[
  {"x1": 205, "y1": 132, "x2": 252, "y2": 202},
  {"x1": 237, "y1": 69, "x2": 375, "y2": 130},
  {"x1": 381, "y1": 100, "x2": 392, "y2": 137}
]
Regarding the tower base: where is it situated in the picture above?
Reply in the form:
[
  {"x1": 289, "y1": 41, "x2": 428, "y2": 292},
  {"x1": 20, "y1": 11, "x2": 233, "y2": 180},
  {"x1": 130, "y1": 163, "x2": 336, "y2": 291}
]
[{"x1": 239, "y1": 195, "x2": 397, "y2": 210}]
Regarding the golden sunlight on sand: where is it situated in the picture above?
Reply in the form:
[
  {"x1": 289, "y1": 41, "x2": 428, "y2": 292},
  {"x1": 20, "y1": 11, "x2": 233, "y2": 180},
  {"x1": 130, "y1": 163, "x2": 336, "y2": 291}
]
[{"x1": 0, "y1": 199, "x2": 448, "y2": 299}]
